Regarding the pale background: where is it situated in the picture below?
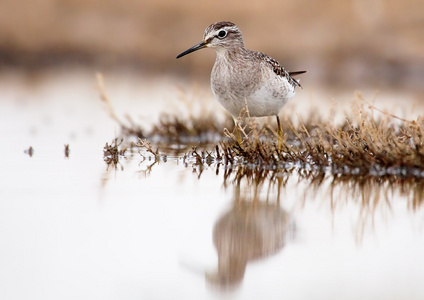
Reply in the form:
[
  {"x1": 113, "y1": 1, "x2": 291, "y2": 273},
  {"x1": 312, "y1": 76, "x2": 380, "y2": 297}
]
[{"x1": 1, "y1": 0, "x2": 423, "y2": 92}]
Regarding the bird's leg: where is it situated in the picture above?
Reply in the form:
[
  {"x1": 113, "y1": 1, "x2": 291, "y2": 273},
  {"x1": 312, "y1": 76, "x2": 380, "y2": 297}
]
[
  {"x1": 231, "y1": 117, "x2": 243, "y2": 145},
  {"x1": 237, "y1": 129, "x2": 242, "y2": 145},
  {"x1": 276, "y1": 115, "x2": 283, "y2": 150},
  {"x1": 235, "y1": 119, "x2": 243, "y2": 145},
  {"x1": 276, "y1": 115, "x2": 282, "y2": 137}
]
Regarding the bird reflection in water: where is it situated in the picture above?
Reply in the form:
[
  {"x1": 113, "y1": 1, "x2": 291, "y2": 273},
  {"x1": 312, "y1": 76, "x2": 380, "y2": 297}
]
[
  {"x1": 206, "y1": 199, "x2": 292, "y2": 289},
  {"x1": 132, "y1": 145, "x2": 424, "y2": 289}
]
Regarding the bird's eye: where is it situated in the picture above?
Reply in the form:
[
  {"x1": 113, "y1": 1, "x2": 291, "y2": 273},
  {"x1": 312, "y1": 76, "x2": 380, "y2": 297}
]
[{"x1": 217, "y1": 30, "x2": 227, "y2": 39}]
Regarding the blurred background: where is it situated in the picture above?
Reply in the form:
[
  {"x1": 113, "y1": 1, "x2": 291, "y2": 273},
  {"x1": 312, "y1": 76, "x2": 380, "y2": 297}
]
[
  {"x1": 2, "y1": 3, "x2": 424, "y2": 299},
  {"x1": 1, "y1": 0, "x2": 423, "y2": 94}
]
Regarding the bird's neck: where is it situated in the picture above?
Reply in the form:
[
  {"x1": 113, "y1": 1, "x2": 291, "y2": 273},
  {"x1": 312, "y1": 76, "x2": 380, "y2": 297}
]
[{"x1": 215, "y1": 47, "x2": 248, "y2": 63}]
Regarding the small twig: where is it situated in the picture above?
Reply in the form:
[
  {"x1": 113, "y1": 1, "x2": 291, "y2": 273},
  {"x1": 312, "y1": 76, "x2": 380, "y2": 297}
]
[
  {"x1": 356, "y1": 92, "x2": 415, "y2": 124},
  {"x1": 223, "y1": 128, "x2": 236, "y2": 140},
  {"x1": 96, "y1": 73, "x2": 127, "y2": 128},
  {"x1": 133, "y1": 138, "x2": 158, "y2": 157},
  {"x1": 296, "y1": 113, "x2": 310, "y2": 138}
]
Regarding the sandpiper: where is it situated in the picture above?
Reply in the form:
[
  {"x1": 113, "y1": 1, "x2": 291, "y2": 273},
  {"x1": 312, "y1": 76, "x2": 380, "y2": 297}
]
[{"x1": 176, "y1": 21, "x2": 305, "y2": 133}]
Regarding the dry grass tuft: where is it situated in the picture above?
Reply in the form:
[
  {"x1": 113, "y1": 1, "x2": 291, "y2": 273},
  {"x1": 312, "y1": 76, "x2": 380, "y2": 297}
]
[
  {"x1": 121, "y1": 96, "x2": 424, "y2": 220},
  {"x1": 222, "y1": 101, "x2": 424, "y2": 177},
  {"x1": 103, "y1": 138, "x2": 127, "y2": 169},
  {"x1": 130, "y1": 100, "x2": 424, "y2": 178},
  {"x1": 148, "y1": 113, "x2": 234, "y2": 145},
  {"x1": 97, "y1": 73, "x2": 424, "y2": 178}
]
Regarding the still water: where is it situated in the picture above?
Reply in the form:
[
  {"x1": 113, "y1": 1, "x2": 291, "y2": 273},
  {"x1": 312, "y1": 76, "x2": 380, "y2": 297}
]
[{"x1": 1, "y1": 68, "x2": 424, "y2": 300}]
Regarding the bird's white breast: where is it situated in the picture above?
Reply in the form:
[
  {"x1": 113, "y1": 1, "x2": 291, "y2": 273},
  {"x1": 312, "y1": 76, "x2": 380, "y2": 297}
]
[{"x1": 211, "y1": 58, "x2": 295, "y2": 118}]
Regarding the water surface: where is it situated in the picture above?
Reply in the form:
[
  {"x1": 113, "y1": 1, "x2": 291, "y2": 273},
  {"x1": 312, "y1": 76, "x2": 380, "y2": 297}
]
[{"x1": 1, "y1": 69, "x2": 424, "y2": 300}]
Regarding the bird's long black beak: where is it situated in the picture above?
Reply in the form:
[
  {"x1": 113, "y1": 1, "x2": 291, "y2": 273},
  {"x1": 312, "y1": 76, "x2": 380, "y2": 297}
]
[{"x1": 176, "y1": 41, "x2": 207, "y2": 59}]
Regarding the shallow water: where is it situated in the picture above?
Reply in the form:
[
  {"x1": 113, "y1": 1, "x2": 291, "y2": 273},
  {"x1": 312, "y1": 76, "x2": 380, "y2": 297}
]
[{"x1": 1, "y1": 68, "x2": 424, "y2": 300}]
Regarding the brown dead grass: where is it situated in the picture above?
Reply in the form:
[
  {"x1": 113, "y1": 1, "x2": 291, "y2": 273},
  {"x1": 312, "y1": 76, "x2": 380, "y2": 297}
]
[
  {"x1": 98, "y1": 81, "x2": 424, "y2": 214},
  {"x1": 97, "y1": 72, "x2": 424, "y2": 178},
  {"x1": 131, "y1": 97, "x2": 424, "y2": 179}
]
